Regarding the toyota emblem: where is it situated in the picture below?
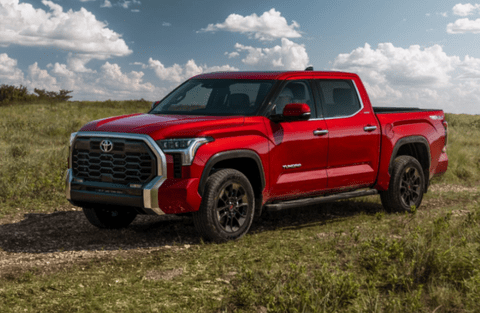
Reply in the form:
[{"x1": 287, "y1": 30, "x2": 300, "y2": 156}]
[{"x1": 100, "y1": 140, "x2": 113, "y2": 153}]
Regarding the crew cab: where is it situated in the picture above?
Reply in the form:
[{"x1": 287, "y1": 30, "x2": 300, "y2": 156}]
[{"x1": 66, "y1": 70, "x2": 448, "y2": 242}]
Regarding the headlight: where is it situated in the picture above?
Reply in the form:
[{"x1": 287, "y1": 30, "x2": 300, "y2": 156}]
[
  {"x1": 156, "y1": 137, "x2": 214, "y2": 165},
  {"x1": 69, "y1": 132, "x2": 78, "y2": 146}
]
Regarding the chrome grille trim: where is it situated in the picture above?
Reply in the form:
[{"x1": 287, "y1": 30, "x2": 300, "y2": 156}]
[{"x1": 67, "y1": 131, "x2": 167, "y2": 213}]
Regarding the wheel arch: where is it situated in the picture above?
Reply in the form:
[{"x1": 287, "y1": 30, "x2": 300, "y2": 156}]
[
  {"x1": 198, "y1": 150, "x2": 266, "y2": 199},
  {"x1": 389, "y1": 136, "x2": 431, "y2": 192}
]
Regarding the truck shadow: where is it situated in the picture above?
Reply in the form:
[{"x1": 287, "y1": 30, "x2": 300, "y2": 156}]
[{"x1": 0, "y1": 200, "x2": 383, "y2": 254}]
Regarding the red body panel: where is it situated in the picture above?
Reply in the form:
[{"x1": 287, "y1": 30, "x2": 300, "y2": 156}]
[{"x1": 73, "y1": 71, "x2": 448, "y2": 214}]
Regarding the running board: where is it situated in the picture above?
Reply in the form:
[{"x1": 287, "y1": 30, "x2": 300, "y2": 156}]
[{"x1": 265, "y1": 189, "x2": 379, "y2": 212}]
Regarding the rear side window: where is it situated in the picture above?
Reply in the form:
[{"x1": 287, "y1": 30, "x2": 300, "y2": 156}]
[{"x1": 315, "y1": 80, "x2": 361, "y2": 118}]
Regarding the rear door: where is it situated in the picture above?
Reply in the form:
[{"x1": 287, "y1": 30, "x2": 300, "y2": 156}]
[
  {"x1": 314, "y1": 79, "x2": 380, "y2": 190},
  {"x1": 267, "y1": 80, "x2": 329, "y2": 199}
]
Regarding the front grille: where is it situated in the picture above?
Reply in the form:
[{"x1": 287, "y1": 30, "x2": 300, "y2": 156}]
[{"x1": 72, "y1": 137, "x2": 156, "y2": 185}]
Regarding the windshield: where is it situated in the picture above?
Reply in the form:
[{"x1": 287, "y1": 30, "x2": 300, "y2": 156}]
[{"x1": 150, "y1": 79, "x2": 275, "y2": 116}]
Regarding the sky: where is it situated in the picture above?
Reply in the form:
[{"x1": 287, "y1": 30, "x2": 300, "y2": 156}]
[{"x1": 1, "y1": 0, "x2": 480, "y2": 114}]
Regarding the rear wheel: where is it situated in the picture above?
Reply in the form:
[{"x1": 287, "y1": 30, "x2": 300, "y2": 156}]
[
  {"x1": 380, "y1": 156, "x2": 425, "y2": 212},
  {"x1": 193, "y1": 169, "x2": 255, "y2": 242},
  {"x1": 83, "y1": 207, "x2": 137, "y2": 229}
]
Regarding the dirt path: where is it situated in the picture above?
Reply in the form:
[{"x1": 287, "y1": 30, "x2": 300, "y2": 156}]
[
  {"x1": 0, "y1": 210, "x2": 200, "y2": 278},
  {"x1": 1, "y1": 185, "x2": 477, "y2": 278}
]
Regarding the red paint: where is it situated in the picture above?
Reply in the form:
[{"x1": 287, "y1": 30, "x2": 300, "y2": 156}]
[{"x1": 74, "y1": 71, "x2": 448, "y2": 214}]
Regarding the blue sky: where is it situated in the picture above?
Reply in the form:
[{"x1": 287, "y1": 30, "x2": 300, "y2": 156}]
[{"x1": 1, "y1": 0, "x2": 480, "y2": 114}]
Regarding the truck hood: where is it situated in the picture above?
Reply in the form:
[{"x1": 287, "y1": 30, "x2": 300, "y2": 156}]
[{"x1": 79, "y1": 113, "x2": 245, "y2": 139}]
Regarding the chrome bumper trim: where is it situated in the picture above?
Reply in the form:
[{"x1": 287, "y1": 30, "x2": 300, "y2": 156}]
[
  {"x1": 67, "y1": 131, "x2": 168, "y2": 215},
  {"x1": 66, "y1": 168, "x2": 73, "y2": 200}
]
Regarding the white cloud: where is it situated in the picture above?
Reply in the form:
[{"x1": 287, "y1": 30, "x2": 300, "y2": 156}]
[
  {"x1": 66, "y1": 54, "x2": 96, "y2": 73},
  {"x1": 0, "y1": 0, "x2": 131, "y2": 63},
  {"x1": 0, "y1": 53, "x2": 25, "y2": 84},
  {"x1": 131, "y1": 9, "x2": 139, "y2": 12},
  {"x1": 225, "y1": 51, "x2": 239, "y2": 58},
  {"x1": 233, "y1": 38, "x2": 309, "y2": 70},
  {"x1": 148, "y1": 58, "x2": 238, "y2": 82},
  {"x1": 79, "y1": 0, "x2": 96, "y2": 2},
  {"x1": 100, "y1": 0, "x2": 112, "y2": 8},
  {"x1": 162, "y1": 22, "x2": 171, "y2": 27},
  {"x1": 0, "y1": 53, "x2": 162, "y2": 101},
  {"x1": 447, "y1": 17, "x2": 480, "y2": 33},
  {"x1": 27, "y1": 62, "x2": 59, "y2": 90},
  {"x1": 452, "y1": 3, "x2": 480, "y2": 16},
  {"x1": 199, "y1": 8, "x2": 301, "y2": 41},
  {"x1": 332, "y1": 43, "x2": 480, "y2": 114},
  {"x1": 118, "y1": 0, "x2": 140, "y2": 9},
  {"x1": 96, "y1": 62, "x2": 154, "y2": 93}
]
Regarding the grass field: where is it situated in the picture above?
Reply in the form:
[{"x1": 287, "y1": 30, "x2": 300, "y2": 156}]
[{"x1": 0, "y1": 102, "x2": 479, "y2": 312}]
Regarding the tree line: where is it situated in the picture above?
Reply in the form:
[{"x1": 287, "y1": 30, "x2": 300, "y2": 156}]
[{"x1": 0, "y1": 84, "x2": 73, "y2": 104}]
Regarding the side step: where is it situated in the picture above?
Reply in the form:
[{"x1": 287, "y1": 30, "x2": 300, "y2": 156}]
[{"x1": 265, "y1": 189, "x2": 379, "y2": 212}]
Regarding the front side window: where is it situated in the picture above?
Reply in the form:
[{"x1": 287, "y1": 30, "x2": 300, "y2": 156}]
[
  {"x1": 272, "y1": 81, "x2": 315, "y2": 116},
  {"x1": 315, "y1": 80, "x2": 361, "y2": 118},
  {"x1": 150, "y1": 79, "x2": 275, "y2": 116}
]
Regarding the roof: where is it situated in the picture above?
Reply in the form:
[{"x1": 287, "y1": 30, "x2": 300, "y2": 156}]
[{"x1": 191, "y1": 71, "x2": 358, "y2": 80}]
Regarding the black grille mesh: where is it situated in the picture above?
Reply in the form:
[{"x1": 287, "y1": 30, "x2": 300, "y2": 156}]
[
  {"x1": 172, "y1": 153, "x2": 182, "y2": 178},
  {"x1": 72, "y1": 137, "x2": 156, "y2": 184}
]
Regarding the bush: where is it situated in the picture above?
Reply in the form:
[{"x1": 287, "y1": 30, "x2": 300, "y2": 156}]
[{"x1": 0, "y1": 84, "x2": 73, "y2": 105}]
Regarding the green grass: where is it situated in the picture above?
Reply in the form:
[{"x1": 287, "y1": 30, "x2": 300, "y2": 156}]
[
  {"x1": 1, "y1": 192, "x2": 480, "y2": 312},
  {"x1": 1, "y1": 103, "x2": 480, "y2": 312},
  {"x1": 432, "y1": 114, "x2": 480, "y2": 185}
]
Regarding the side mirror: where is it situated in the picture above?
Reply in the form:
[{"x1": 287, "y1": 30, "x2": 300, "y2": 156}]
[
  {"x1": 151, "y1": 101, "x2": 160, "y2": 109},
  {"x1": 283, "y1": 103, "x2": 311, "y2": 121}
]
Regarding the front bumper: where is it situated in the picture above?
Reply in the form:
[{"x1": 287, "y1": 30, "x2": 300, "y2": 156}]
[
  {"x1": 66, "y1": 169, "x2": 167, "y2": 215},
  {"x1": 66, "y1": 132, "x2": 170, "y2": 215}
]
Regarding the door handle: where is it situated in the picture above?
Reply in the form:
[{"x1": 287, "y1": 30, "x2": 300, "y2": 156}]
[
  {"x1": 364, "y1": 125, "x2": 377, "y2": 132},
  {"x1": 313, "y1": 129, "x2": 329, "y2": 136}
]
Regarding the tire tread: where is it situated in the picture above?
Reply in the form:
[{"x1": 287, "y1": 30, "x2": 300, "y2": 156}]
[
  {"x1": 380, "y1": 155, "x2": 425, "y2": 212},
  {"x1": 193, "y1": 169, "x2": 255, "y2": 242}
]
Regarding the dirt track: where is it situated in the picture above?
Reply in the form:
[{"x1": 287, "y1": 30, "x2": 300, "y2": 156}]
[
  {"x1": 0, "y1": 210, "x2": 202, "y2": 278},
  {"x1": 0, "y1": 184, "x2": 476, "y2": 278}
]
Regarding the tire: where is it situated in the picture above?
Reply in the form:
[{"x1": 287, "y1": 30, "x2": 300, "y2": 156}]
[
  {"x1": 380, "y1": 155, "x2": 425, "y2": 212},
  {"x1": 193, "y1": 169, "x2": 255, "y2": 242},
  {"x1": 83, "y1": 206, "x2": 137, "y2": 229}
]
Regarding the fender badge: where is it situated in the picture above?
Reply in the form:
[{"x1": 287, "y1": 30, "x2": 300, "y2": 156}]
[{"x1": 283, "y1": 163, "x2": 302, "y2": 169}]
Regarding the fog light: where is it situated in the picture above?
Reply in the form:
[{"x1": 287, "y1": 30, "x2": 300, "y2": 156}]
[
  {"x1": 130, "y1": 183, "x2": 142, "y2": 188},
  {"x1": 73, "y1": 178, "x2": 84, "y2": 183}
]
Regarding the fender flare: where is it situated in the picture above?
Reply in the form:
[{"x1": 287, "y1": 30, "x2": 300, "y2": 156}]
[
  {"x1": 388, "y1": 135, "x2": 431, "y2": 175},
  {"x1": 198, "y1": 149, "x2": 266, "y2": 195}
]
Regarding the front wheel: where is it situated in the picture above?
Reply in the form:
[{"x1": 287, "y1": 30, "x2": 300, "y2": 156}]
[
  {"x1": 193, "y1": 169, "x2": 255, "y2": 242},
  {"x1": 83, "y1": 207, "x2": 137, "y2": 229},
  {"x1": 380, "y1": 156, "x2": 425, "y2": 212}
]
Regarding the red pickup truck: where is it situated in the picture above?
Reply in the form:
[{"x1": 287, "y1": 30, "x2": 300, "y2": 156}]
[{"x1": 66, "y1": 70, "x2": 448, "y2": 241}]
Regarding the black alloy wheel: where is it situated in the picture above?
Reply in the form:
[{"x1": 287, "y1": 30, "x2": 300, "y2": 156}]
[
  {"x1": 380, "y1": 155, "x2": 425, "y2": 212},
  {"x1": 399, "y1": 166, "x2": 422, "y2": 208},
  {"x1": 193, "y1": 169, "x2": 255, "y2": 242},
  {"x1": 215, "y1": 182, "x2": 249, "y2": 233}
]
